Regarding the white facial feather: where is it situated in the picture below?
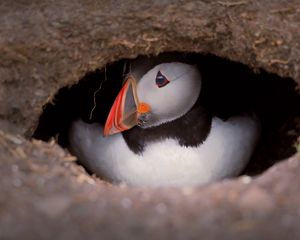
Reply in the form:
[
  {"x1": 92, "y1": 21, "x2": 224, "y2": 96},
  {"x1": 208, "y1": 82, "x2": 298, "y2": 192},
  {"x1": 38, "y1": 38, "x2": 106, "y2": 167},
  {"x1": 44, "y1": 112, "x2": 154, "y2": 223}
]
[{"x1": 136, "y1": 62, "x2": 201, "y2": 128}]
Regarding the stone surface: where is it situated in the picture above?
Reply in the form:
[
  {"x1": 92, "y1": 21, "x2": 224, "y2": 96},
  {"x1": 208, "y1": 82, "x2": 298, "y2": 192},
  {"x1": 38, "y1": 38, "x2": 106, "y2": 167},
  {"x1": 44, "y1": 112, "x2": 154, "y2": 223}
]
[
  {"x1": 0, "y1": 0, "x2": 300, "y2": 134},
  {"x1": 0, "y1": 126, "x2": 300, "y2": 239}
]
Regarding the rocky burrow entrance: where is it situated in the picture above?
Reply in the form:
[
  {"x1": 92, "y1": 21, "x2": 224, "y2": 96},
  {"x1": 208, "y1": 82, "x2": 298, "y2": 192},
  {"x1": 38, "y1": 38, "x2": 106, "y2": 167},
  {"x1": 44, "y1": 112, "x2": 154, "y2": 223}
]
[
  {"x1": 33, "y1": 52, "x2": 300, "y2": 181},
  {"x1": 1, "y1": 1, "x2": 300, "y2": 239}
]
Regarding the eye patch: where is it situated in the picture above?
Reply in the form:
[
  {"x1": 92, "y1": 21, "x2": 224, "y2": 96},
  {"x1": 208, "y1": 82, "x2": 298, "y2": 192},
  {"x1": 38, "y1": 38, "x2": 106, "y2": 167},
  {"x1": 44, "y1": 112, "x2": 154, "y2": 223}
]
[{"x1": 155, "y1": 71, "x2": 170, "y2": 88}]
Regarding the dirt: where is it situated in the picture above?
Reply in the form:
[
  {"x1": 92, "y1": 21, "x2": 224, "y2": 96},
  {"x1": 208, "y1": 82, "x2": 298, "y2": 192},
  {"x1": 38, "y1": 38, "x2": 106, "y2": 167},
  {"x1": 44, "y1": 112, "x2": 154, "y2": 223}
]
[
  {"x1": 1, "y1": 0, "x2": 300, "y2": 135},
  {"x1": 0, "y1": 0, "x2": 300, "y2": 239},
  {"x1": 1, "y1": 124, "x2": 300, "y2": 239}
]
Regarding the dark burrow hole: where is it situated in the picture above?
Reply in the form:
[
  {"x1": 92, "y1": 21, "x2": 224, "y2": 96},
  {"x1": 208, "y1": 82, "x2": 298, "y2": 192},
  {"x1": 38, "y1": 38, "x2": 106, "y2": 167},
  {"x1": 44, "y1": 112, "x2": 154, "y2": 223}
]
[{"x1": 33, "y1": 52, "x2": 300, "y2": 180}]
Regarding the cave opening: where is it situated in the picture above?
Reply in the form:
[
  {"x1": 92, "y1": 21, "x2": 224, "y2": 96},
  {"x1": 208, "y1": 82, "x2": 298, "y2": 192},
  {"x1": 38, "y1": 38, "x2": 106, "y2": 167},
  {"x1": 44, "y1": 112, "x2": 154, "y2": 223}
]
[{"x1": 33, "y1": 52, "x2": 300, "y2": 181}]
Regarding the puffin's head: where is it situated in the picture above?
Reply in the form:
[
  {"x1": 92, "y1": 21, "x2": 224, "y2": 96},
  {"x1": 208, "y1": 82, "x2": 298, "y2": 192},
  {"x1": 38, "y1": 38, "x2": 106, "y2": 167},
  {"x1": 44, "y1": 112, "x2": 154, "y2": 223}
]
[{"x1": 104, "y1": 62, "x2": 201, "y2": 136}]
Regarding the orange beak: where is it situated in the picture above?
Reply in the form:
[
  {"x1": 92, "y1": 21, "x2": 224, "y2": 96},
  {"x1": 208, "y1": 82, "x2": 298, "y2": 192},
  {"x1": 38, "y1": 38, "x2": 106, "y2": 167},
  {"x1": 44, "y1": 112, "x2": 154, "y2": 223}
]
[{"x1": 103, "y1": 76, "x2": 151, "y2": 136}]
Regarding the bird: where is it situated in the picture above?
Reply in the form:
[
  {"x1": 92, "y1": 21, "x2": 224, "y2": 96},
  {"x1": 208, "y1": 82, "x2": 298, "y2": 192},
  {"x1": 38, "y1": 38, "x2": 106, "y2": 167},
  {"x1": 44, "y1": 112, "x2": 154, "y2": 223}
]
[{"x1": 69, "y1": 56, "x2": 260, "y2": 187}]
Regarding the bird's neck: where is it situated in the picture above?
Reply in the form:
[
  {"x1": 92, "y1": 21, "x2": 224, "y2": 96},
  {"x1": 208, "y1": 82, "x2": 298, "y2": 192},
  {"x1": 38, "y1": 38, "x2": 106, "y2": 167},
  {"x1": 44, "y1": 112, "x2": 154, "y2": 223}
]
[{"x1": 122, "y1": 104, "x2": 212, "y2": 155}]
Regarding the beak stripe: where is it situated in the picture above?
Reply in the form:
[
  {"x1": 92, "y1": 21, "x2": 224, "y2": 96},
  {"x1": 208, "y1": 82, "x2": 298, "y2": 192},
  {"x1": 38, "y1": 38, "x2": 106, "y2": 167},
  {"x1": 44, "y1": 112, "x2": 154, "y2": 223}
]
[{"x1": 104, "y1": 78, "x2": 139, "y2": 136}]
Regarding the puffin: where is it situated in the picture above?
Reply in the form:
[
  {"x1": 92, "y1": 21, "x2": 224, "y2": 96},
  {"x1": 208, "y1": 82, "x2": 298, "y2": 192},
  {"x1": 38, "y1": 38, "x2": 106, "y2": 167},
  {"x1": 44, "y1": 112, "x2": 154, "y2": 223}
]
[{"x1": 69, "y1": 56, "x2": 260, "y2": 187}]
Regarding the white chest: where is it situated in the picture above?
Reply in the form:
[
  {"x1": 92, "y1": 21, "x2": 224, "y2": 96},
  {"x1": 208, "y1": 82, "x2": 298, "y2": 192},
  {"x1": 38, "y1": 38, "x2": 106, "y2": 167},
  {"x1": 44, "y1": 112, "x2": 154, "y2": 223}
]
[{"x1": 69, "y1": 116, "x2": 259, "y2": 187}]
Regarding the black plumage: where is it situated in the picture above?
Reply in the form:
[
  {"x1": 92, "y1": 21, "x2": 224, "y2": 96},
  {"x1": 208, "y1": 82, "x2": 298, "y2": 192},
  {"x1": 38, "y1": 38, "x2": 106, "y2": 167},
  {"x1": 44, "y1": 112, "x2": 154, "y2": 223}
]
[{"x1": 122, "y1": 104, "x2": 212, "y2": 154}]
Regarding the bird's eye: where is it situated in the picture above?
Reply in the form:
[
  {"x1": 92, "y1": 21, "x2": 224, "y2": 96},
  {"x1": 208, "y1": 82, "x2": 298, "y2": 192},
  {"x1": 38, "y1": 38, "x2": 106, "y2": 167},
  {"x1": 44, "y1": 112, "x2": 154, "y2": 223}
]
[{"x1": 155, "y1": 71, "x2": 170, "y2": 88}]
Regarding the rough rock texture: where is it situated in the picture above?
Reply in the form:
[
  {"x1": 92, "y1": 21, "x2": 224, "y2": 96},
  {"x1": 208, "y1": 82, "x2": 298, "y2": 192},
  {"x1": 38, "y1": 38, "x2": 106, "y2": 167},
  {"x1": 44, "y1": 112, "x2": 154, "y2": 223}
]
[
  {"x1": 1, "y1": 126, "x2": 300, "y2": 240},
  {"x1": 0, "y1": 0, "x2": 300, "y2": 134},
  {"x1": 0, "y1": 0, "x2": 300, "y2": 239}
]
